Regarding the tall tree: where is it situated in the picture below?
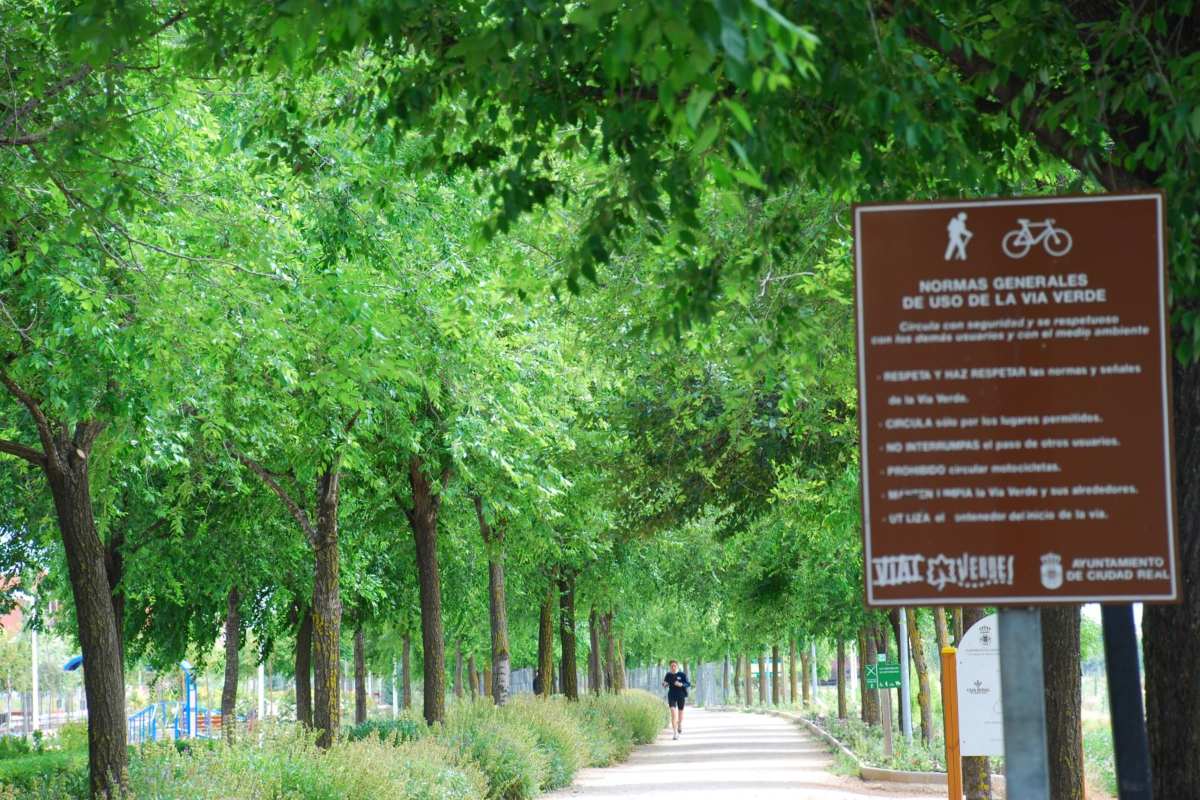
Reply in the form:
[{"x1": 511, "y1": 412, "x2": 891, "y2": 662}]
[
  {"x1": 907, "y1": 609, "x2": 934, "y2": 744},
  {"x1": 1042, "y1": 607, "x2": 1084, "y2": 800},
  {"x1": 537, "y1": 580, "x2": 555, "y2": 699},
  {"x1": 473, "y1": 496, "x2": 511, "y2": 706},
  {"x1": 220, "y1": 587, "x2": 240, "y2": 742},
  {"x1": 354, "y1": 624, "x2": 367, "y2": 725},
  {"x1": 558, "y1": 572, "x2": 579, "y2": 701}
]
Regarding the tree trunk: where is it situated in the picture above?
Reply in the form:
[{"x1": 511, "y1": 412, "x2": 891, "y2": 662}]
[
  {"x1": 405, "y1": 456, "x2": 447, "y2": 725},
  {"x1": 310, "y1": 466, "x2": 342, "y2": 749},
  {"x1": 733, "y1": 655, "x2": 742, "y2": 703},
  {"x1": 44, "y1": 448, "x2": 128, "y2": 799},
  {"x1": 906, "y1": 608, "x2": 934, "y2": 744},
  {"x1": 295, "y1": 605, "x2": 314, "y2": 727},
  {"x1": 537, "y1": 582, "x2": 555, "y2": 698},
  {"x1": 614, "y1": 639, "x2": 626, "y2": 690},
  {"x1": 588, "y1": 608, "x2": 601, "y2": 695},
  {"x1": 453, "y1": 640, "x2": 464, "y2": 699},
  {"x1": 1145, "y1": 355, "x2": 1200, "y2": 798},
  {"x1": 1042, "y1": 606, "x2": 1084, "y2": 800},
  {"x1": 482, "y1": 664, "x2": 493, "y2": 697},
  {"x1": 864, "y1": 627, "x2": 880, "y2": 725},
  {"x1": 788, "y1": 640, "x2": 798, "y2": 705},
  {"x1": 603, "y1": 612, "x2": 617, "y2": 693},
  {"x1": 467, "y1": 654, "x2": 477, "y2": 699},
  {"x1": 723, "y1": 655, "x2": 731, "y2": 705},
  {"x1": 743, "y1": 654, "x2": 753, "y2": 706},
  {"x1": 103, "y1": 527, "x2": 126, "y2": 674},
  {"x1": 758, "y1": 651, "x2": 767, "y2": 706},
  {"x1": 401, "y1": 634, "x2": 412, "y2": 710},
  {"x1": 934, "y1": 608, "x2": 950, "y2": 651},
  {"x1": 474, "y1": 497, "x2": 511, "y2": 707},
  {"x1": 884, "y1": 612, "x2": 903, "y2": 723},
  {"x1": 858, "y1": 629, "x2": 869, "y2": 722},
  {"x1": 353, "y1": 625, "x2": 367, "y2": 725},
  {"x1": 771, "y1": 645, "x2": 781, "y2": 705},
  {"x1": 961, "y1": 608, "x2": 992, "y2": 799},
  {"x1": 221, "y1": 587, "x2": 240, "y2": 742},
  {"x1": 800, "y1": 645, "x2": 811, "y2": 706},
  {"x1": 953, "y1": 608, "x2": 964, "y2": 644},
  {"x1": 558, "y1": 573, "x2": 579, "y2": 700},
  {"x1": 836, "y1": 640, "x2": 847, "y2": 719}
]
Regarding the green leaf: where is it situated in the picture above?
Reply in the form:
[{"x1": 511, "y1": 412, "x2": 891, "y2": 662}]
[{"x1": 685, "y1": 89, "x2": 716, "y2": 130}]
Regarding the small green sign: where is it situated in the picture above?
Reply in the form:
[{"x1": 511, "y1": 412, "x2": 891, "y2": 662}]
[{"x1": 866, "y1": 661, "x2": 902, "y2": 689}]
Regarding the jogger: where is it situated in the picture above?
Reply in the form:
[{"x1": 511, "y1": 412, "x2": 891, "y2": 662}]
[{"x1": 662, "y1": 659, "x2": 691, "y2": 740}]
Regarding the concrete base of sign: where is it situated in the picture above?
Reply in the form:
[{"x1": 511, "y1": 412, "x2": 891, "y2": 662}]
[{"x1": 708, "y1": 706, "x2": 1007, "y2": 793}]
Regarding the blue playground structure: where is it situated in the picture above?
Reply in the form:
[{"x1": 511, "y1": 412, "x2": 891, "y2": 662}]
[{"x1": 67, "y1": 656, "x2": 235, "y2": 745}]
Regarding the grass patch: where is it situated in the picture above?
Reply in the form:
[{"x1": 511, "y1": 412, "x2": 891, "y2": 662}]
[
  {"x1": 345, "y1": 714, "x2": 426, "y2": 744},
  {"x1": 804, "y1": 713, "x2": 946, "y2": 772},
  {"x1": 1083, "y1": 719, "x2": 1117, "y2": 797}
]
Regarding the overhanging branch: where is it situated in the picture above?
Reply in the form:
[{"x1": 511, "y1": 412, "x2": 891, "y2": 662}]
[
  {"x1": 890, "y1": 1, "x2": 1157, "y2": 193},
  {"x1": 0, "y1": 370, "x2": 56, "y2": 458},
  {"x1": 0, "y1": 438, "x2": 46, "y2": 467},
  {"x1": 226, "y1": 442, "x2": 317, "y2": 545}
]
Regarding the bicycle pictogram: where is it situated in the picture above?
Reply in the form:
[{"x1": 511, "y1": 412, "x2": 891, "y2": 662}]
[{"x1": 1001, "y1": 218, "x2": 1073, "y2": 258}]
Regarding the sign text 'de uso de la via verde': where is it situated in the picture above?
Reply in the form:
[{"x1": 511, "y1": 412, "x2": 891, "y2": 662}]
[{"x1": 854, "y1": 194, "x2": 1178, "y2": 606}]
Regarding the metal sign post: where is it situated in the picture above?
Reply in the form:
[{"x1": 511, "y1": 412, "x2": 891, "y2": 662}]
[
  {"x1": 998, "y1": 609, "x2": 1050, "y2": 799},
  {"x1": 875, "y1": 653, "x2": 895, "y2": 759},
  {"x1": 1102, "y1": 604, "x2": 1153, "y2": 799},
  {"x1": 899, "y1": 607, "x2": 913, "y2": 743}
]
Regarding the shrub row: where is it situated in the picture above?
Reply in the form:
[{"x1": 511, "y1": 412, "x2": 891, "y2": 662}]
[{"x1": 1, "y1": 689, "x2": 668, "y2": 800}]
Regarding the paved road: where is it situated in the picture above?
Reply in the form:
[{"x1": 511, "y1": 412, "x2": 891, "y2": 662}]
[{"x1": 545, "y1": 708, "x2": 945, "y2": 800}]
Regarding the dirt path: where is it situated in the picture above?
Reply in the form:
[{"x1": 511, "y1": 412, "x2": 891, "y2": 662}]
[{"x1": 545, "y1": 708, "x2": 947, "y2": 799}]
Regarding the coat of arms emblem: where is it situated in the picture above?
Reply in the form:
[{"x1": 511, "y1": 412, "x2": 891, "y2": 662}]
[{"x1": 1040, "y1": 553, "x2": 1064, "y2": 590}]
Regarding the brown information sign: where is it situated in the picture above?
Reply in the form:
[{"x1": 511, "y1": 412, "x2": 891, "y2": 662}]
[{"x1": 855, "y1": 193, "x2": 1177, "y2": 606}]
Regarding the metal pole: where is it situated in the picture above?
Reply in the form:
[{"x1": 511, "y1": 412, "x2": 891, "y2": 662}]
[
  {"x1": 30, "y1": 630, "x2": 39, "y2": 733},
  {"x1": 1101, "y1": 604, "x2": 1153, "y2": 799},
  {"x1": 257, "y1": 663, "x2": 266, "y2": 721},
  {"x1": 899, "y1": 607, "x2": 913, "y2": 743},
  {"x1": 999, "y1": 608, "x2": 1051, "y2": 799}
]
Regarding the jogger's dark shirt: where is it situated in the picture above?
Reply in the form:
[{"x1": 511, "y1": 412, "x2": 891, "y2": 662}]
[{"x1": 663, "y1": 671, "x2": 690, "y2": 702}]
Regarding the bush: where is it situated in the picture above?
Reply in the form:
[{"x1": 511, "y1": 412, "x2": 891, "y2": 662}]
[
  {"x1": 0, "y1": 737, "x2": 32, "y2": 761},
  {"x1": 54, "y1": 724, "x2": 88, "y2": 753},
  {"x1": 563, "y1": 701, "x2": 621, "y2": 767},
  {"x1": 123, "y1": 724, "x2": 486, "y2": 800},
  {"x1": 345, "y1": 715, "x2": 426, "y2": 745},
  {"x1": 572, "y1": 689, "x2": 666, "y2": 765},
  {"x1": 440, "y1": 701, "x2": 547, "y2": 800},
  {"x1": 0, "y1": 751, "x2": 87, "y2": 797},
  {"x1": 605, "y1": 690, "x2": 667, "y2": 745},
  {"x1": 500, "y1": 698, "x2": 587, "y2": 789},
  {"x1": 0, "y1": 693, "x2": 666, "y2": 800}
]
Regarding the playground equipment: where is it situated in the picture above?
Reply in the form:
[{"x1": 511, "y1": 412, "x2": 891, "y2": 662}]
[
  {"x1": 67, "y1": 655, "x2": 245, "y2": 744},
  {"x1": 62, "y1": 657, "x2": 234, "y2": 745},
  {"x1": 126, "y1": 660, "x2": 236, "y2": 744}
]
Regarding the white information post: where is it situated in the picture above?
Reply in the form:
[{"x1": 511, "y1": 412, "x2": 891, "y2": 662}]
[{"x1": 957, "y1": 613, "x2": 1004, "y2": 756}]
